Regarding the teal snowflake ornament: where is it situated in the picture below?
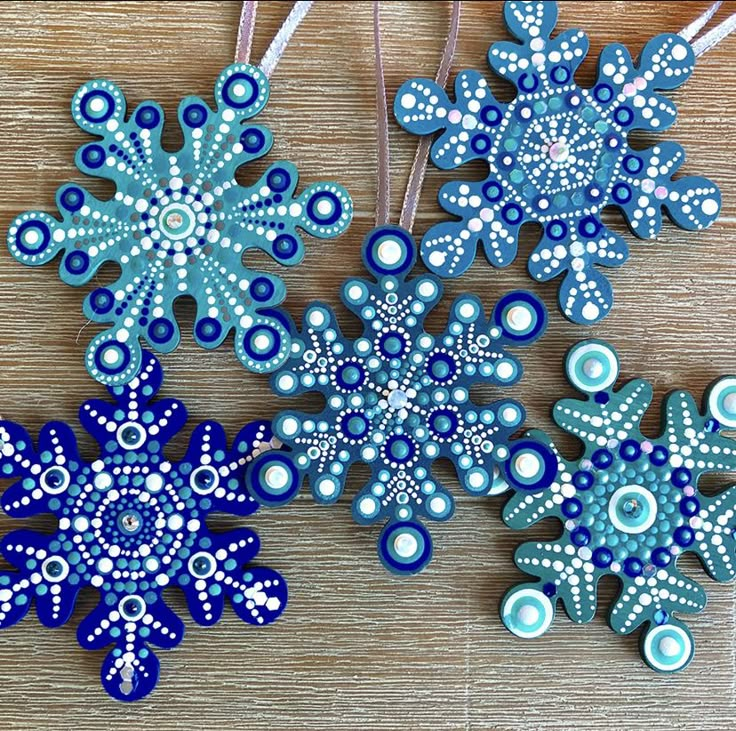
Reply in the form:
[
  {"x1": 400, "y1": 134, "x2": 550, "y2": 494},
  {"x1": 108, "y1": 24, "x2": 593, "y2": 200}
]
[
  {"x1": 0, "y1": 351, "x2": 286, "y2": 700},
  {"x1": 501, "y1": 340, "x2": 736, "y2": 673},
  {"x1": 7, "y1": 63, "x2": 352, "y2": 385},
  {"x1": 246, "y1": 225, "x2": 556, "y2": 574},
  {"x1": 394, "y1": 0, "x2": 720, "y2": 325}
]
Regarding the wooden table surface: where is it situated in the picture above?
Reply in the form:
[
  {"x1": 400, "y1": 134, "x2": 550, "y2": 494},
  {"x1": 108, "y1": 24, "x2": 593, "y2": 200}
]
[{"x1": 0, "y1": 1, "x2": 735, "y2": 729}]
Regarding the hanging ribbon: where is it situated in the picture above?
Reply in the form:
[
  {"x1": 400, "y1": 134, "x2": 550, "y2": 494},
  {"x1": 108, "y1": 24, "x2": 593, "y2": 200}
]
[
  {"x1": 235, "y1": 0, "x2": 314, "y2": 76},
  {"x1": 373, "y1": 1, "x2": 462, "y2": 231},
  {"x1": 679, "y1": 0, "x2": 736, "y2": 57}
]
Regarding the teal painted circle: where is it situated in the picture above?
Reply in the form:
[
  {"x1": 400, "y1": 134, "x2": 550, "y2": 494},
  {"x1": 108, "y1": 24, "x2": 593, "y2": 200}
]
[
  {"x1": 501, "y1": 300, "x2": 538, "y2": 337},
  {"x1": 608, "y1": 485, "x2": 657, "y2": 534},
  {"x1": 708, "y1": 377, "x2": 736, "y2": 428},
  {"x1": 465, "y1": 467, "x2": 490, "y2": 494},
  {"x1": 159, "y1": 203, "x2": 195, "y2": 241},
  {"x1": 642, "y1": 624, "x2": 693, "y2": 672},
  {"x1": 502, "y1": 587, "x2": 554, "y2": 639},
  {"x1": 566, "y1": 340, "x2": 619, "y2": 393}
]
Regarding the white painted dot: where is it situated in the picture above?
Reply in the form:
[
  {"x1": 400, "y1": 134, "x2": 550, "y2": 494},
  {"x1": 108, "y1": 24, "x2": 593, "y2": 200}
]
[
  {"x1": 428, "y1": 250, "x2": 446, "y2": 268},
  {"x1": 89, "y1": 96, "x2": 106, "y2": 113},
  {"x1": 458, "y1": 302, "x2": 476, "y2": 319},
  {"x1": 347, "y1": 285, "x2": 363, "y2": 301},
  {"x1": 317, "y1": 478, "x2": 336, "y2": 497},
  {"x1": 497, "y1": 362, "x2": 514, "y2": 380},
  {"x1": 701, "y1": 198, "x2": 718, "y2": 216},
  {"x1": 280, "y1": 417, "x2": 299, "y2": 437},
  {"x1": 418, "y1": 281, "x2": 436, "y2": 298},
  {"x1": 659, "y1": 636, "x2": 681, "y2": 658},
  {"x1": 400, "y1": 93, "x2": 416, "y2": 109},
  {"x1": 502, "y1": 406, "x2": 519, "y2": 423},
  {"x1": 581, "y1": 302, "x2": 600, "y2": 321},
  {"x1": 265, "y1": 465, "x2": 288, "y2": 490},
  {"x1": 167, "y1": 513, "x2": 184, "y2": 531},
  {"x1": 467, "y1": 470, "x2": 485, "y2": 489},
  {"x1": 254, "y1": 334, "x2": 271, "y2": 351},
  {"x1": 515, "y1": 453, "x2": 540, "y2": 479},
  {"x1": 724, "y1": 393, "x2": 736, "y2": 415},
  {"x1": 23, "y1": 229, "x2": 39, "y2": 245},
  {"x1": 308, "y1": 309, "x2": 326, "y2": 327},
  {"x1": 277, "y1": 374, "x2": 295, "y2": 391},
  {"x1": 316, "y1": 198, "x2": 334, "y2": 216},
  {"x1": 582, "y1": 357, "x2": 603, "y2": 379},
  {"x1": 518, "y1": 604, "x2": 540, "y2": 626},
  {"x1": 671, "y1": 44, "x2": 688, "y2": 62},
  {"x1": 145, "y1": 473, "x2": 163, "y2": 492},
  {"x1": 97, "y1": 557, "x2": 113, "y2": 574},
  {"x1": 232, "y1": 83, "x2": 247, "y2": 97},
  {"x1": 377, "y1": 239, "x2": 402, "y2": 266},
  {"x1": 73, "y1": 516, "x2": 89, "y2": 533},
  {"x1": 94, "y1": 472, "x2": 113, "y2": 490},
  {"x1": 506, "y1": 305, "x2": 532, "y2": 331},
  {"x1": 429, "y1": 496, "x2": 446, "y2": 514},
  {"x1": 394, "y1": 532, "x2": 418, "y2": 558},
  {"x1": 359, "y1": 497, "x2": 377, "y2": 514}
]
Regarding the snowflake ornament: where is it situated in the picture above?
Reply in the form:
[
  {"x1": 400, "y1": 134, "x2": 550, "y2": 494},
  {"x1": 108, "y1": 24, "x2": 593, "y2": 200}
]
[
  {"x1": 394, "y1": 0, "x2": 721, "y2": 325},
  {"x1": 0, "y1": 351, "x2": 286, "y2": 701},
  {"x1": 501, "y1": 339, "x2": 736, "y2": 673},
  {"x1": 246, "y1": 225, "x2": 556, "y2": 574},
  {"x1": 7, "y1": 63, "x2": 352, "y2": 385}
]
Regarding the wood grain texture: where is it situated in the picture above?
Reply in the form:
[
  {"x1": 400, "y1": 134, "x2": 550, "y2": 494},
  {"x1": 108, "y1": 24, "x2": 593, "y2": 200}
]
[{"x1": 0, "y1": 1, "x2": 735, "y2": 728}]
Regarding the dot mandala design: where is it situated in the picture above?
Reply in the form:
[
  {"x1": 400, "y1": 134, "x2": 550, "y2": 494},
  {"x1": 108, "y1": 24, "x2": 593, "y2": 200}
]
[
  {"x1": 394, "y1": 0, "x2": 720, "y2": 324},
  {"x1": 7, "y1": 63, "x2": 353, "y2": 384},
  {"x1": 501, "y1": 339, "x2": 736, "y2": 673},
  {"x1": 246, "y1": 225, "x2": 556, "y2": 574},
  {"x1": 0, "y1": 352, "x2": 287, "y2": 701}
]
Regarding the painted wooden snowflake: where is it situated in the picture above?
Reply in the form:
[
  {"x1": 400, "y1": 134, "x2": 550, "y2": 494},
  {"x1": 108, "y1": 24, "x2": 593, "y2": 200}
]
[
  {"x1": 7, "y1": 63, "x2": 352, "y2": 385},
  {"x1": 246, "y1": 225, "x2": 556, "y2": 574},
  {"x1": 501, "y1": 339, "x2": 736, "y2": 672},
  {"x1": 394, "y1": 0, "x2": 720, "y2": 325},
  {"x1": 0, "y1": 351, "x2": 286, "y2": 701}
]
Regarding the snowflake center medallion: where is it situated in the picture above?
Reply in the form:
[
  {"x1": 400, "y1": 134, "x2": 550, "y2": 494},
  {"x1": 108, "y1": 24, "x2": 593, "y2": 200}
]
[
  {"x1": 501, "y1": 339, "x2": 736, "y2": 673},
  {"x1": 247, "y1": 225, "x2": 557, "y2": 574},
  {"x1": 394, "y1": 0, "x2": 721, "y2": 325}
]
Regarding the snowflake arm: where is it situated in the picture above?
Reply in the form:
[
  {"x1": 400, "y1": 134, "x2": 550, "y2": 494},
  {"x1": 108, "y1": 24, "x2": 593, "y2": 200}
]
[
  {"x1": 394, "y1": 0, "x2": 721, "y2": 325},
  {"x1": 501, "y1": 340, "x2": 736, "y2": 673},
  {"x1": 0, "y1": 351, "x2": 286, "y2": 701},
  {"x1": 247, "y1": 225, "x2": 555, "y2": 574},
  {"x1": 7, "y1": 63, "x2": 353, "y2": 385}
]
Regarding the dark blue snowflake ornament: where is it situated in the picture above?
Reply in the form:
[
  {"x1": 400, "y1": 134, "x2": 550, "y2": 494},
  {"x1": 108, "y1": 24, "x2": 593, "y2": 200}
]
[
  {"x1": 501, "y1": 340, "x2": 736, "y2": 673},
  {"x1": 7, "y1": 63, "x2": 352, "y2": 385},
  {"x1": 394, "y1": 0, "x2": 720, "y2": 324},
  {"x1": 0, "y1": 352, "x2": 286, "y2": 700},
  {"x1": 247, "y1": 225, "x2": 556, "y2": 574}
]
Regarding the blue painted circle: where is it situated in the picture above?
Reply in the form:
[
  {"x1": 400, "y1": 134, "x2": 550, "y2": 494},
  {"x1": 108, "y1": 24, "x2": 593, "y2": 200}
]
[
  {"x1": 250, "y1": 277, "x2": 276, "y2": 303},
  {"x1": 148, "y1": 318, "x2": 176, "y2": 345},
  {"x1": 89, "y1": 288, "x2": 115, "y2": 315},
  {"x1": 64, "y1": 251, "x2": 90, "y2": 275},
  {"x1": 378, "y1": 521, "x2": 432, "y2": 575},
  {"x1": 247, "y1": 453, "x2": 300, "y2": 506},
  {"x1": 363, "y1": 226, "x2": 415, "y2": 276},
  {"x1": 14, "y1": 219, "x2": 51, "y2": 256},
  {"x1": 93, "y1": 341, "x2": 132, "y2": 376},
  {"x1": 182, "y1": 103, "x2": 208, "y2": 128},
  {"x1": 222, "y1": 73, "x2": 259, "y2": 109},
  {"x1": 79, "y1": 89, "x2": 116, "y2": 123},
  {"x1": 243, "y1": 325, "x2": 282, "y2": 361},
  {"x1": 81, "y1": 144, "x2": 106, "y2": 169},
  {"x1": 135, "y1": 105, "x2": 161, "y2": 129},
  {"x1": 307, "y1": 190, "x2": 342, "y2": 226},
  {"x1": 195, "y1": 317, "x2": 223, "y2": 344},
  {"x1": 267, "y1": 167, "x2": 291, "y2": 193},
  {"x1": 272, "y1": 234, "x2": 298, "y2": 260},
  {"x1": 240, "y1": 127, "x2": 267, "y2": 153},
  {"x1": 60, "y1": 186, "x2": 85, "y2": 212}
]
